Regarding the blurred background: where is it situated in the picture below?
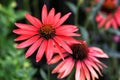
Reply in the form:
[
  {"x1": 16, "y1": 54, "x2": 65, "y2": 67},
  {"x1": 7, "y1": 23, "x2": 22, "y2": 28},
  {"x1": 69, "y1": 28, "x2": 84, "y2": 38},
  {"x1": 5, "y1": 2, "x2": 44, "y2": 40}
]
[{"x1": 0, "y1": 0, "x2": 120, "y2": 80}]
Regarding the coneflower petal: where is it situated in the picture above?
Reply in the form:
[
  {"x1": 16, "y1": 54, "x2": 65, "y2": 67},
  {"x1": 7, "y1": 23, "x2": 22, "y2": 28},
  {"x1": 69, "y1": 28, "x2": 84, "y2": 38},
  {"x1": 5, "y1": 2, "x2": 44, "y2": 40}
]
[
  {"x1": 16, "y1": 35, "x2": 39, "y2": 48},
  {"x1": 25, "y1": 13, "x2": 42, "y2": 28},
  {"x1": 25, "y1": 38, "x2": 43, "y2": 58},
  {"x1": 36, "y1": 40, "x2": 47, "y2": 62},
  {"x1": 46, "y1": 39, "x2": 54, "y2": 62},
  {"x1": 55, "y1": 12, "x2": 71, "y2": 27}
]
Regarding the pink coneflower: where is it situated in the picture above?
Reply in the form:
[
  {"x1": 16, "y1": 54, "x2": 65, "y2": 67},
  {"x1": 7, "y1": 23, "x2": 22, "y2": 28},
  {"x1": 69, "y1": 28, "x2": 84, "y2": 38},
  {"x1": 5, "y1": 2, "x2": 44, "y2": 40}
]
[
  {"x1": 13, "y1": 4, "x2": 80, "y2": 62},
  {"x1": 96, "y1": 0, "x2": 120, "y2": 29},
  {"x1": 49, "y1": 40, "x2": 108, "y2": 80}
]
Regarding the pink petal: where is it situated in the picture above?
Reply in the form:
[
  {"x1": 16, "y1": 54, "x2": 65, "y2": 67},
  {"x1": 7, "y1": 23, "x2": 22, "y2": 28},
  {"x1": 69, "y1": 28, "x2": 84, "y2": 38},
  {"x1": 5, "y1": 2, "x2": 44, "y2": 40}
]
[
  {"x1": 58, "y1": 58, "x2": 71, "y2": 73},
  {"x1": 115, "y1": 13, "x2": 120, "y2": 25},
  {"x1": 42, "y1": 4, "x2": 48, "y2": 24},
  {"x1": 59, "y1": 58, "x2": 74, "y2": 78},
  {"x1": 84, "y1": 59, "x2": 99, "y2": 79},
  {"x1": 98, "y1": 18, "x2": 106, "y2": 28},
  {"x1": 25, "y1": 13, "x2": 42, "y2": 28},
  {"x1": 46, "y1": 8, "x2": 55, "y2": 25},
  {"x1": 48, "y1": 54, "x2": 68, "y2": 64},
  {"x1": 75, "y1": 61, "x2": 81, "y2": 80},
  {"x1": 15, "y1": 23, "x2": 38, "y2": 31},
  {"x1": 89, "y1": 56, "x2": 107, "y2": 68},
  {"x1": 54, "y1": 36, "x2": 72, "y2": 54},
  {"x1": 25, "y1": 38, "x2": 43, "y2": 58},
  {"x1": 88, "y1": 58, "x2": 103, "y2": 76},
  {"x1": 52, "y1": 61, "x2": 66, "y2": 73},
  {"x1": 81, "y1": 62, "x2": 90, "y2": 80},
  {"x1": 56, "y1": 25, "x2": 78, "y2": 32},
  {"x1": 36, "y1": 40, "x2": 47, "y2": 62},
  {"x1": 15, "y1": 34, "x2": 35, "y2": 41},
  {"x1": 13, "y1": 29, "x2": 39, "y2": 35},
  {"x1": 105, "y1": 20, "x2": 111, "y2": 29},
  {"x1": 89, "y1": 47, "x2": 109, "y2": 58},
  {"x1": 56, "y1": 31, "x2": 80, "y2": 36},
  {"x1": 53, "y1": 41, "x2": 65, "y2": 60},
  {"x1": 55, "y1": 12, "x2": 71, "y2": 27},
  {"x1": 16, "y1": 35, "x2": 39, "y2": 48},
  {"x1": 80, "y1": 65, "x2": 85, "y2": 80},
  {"x1": 96, "y1": 14, "x2": 103, "y2": 22},
  {"x1": 53, "y1": 12, "x2": 61, "y2": 26},
  {"x1": 46, "y1": 39, "x2": 54, "y2": 62},
  {"x1": 57, "y1": 35, "x2": 80, "y2": 44}
]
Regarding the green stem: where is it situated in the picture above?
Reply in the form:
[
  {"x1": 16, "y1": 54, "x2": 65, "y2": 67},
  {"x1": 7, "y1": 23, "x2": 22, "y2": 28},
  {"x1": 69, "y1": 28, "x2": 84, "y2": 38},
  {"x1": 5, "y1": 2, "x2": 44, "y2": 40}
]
[{"x1": 47, "y1": 65, "x2": 50, "y2": 80}]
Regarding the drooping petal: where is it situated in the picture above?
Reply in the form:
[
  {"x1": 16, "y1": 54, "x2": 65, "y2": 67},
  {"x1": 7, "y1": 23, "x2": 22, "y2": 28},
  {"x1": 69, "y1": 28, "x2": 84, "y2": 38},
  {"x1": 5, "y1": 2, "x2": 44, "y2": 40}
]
[
  {"x1": 55, "y1": 12, "x2": 71, "y2": 27},
  {"x1": 89, "y1": 47, "x2": 109, "y2": 58},
  {"x1": 42, "y1": 4, "x2": 48, "y2": 24},
  {"x1": 15, "y1": 23, "x2": 38, "y2": 31},
  {"x1": 16, "y1": 35, "x2": 39, "y2": 48},
  {"x1": 52, "y1": 60, "x2": 66, "y2": 73},
  {"x1": 25, "y1": 38, "x2": 43, "y2": 58},
  {"x1": 80, "y1": 65, "x2": 86, "y2": 80},
  {"x1": 58, "y1": 58, "x2": 71, "y2": 73},
  {"x1": 84, "y1": 59, "x2": 99, "y2": 79},
  {"x1": 46, "y1": 39, "x2": 54, "y2": 62},
  {"x1": 36, "y1": 40, "x2": 47, "y2": 62},
  {"x1": 25, "y1": 13, "x2": 42, "y2": 28},
  {"x1": 88, "y1": 58, "x2": 103, "y2": 76},
  {"x1": 48, "y1": 54, "x2": 68, "y2": 64},
  {"x1": 58, "y1": 58, "x2": 74, "y2": 78},
  {"x1": 75, "y1": 61, "x2": 81, "y2": 80},
  {"x1": 54, "y1": 36, "x2": 72, "y2": 54},
  {"x1": 82, "y1": 62, "x2": 90, "y2": 80}
]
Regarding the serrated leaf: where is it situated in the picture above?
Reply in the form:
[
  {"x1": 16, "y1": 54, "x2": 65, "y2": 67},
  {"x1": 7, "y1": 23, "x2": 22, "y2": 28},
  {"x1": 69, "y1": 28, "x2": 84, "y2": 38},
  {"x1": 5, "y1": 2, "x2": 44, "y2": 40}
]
[{"x1": 66, "y1": 2, "x2": 77, "y2": 14}]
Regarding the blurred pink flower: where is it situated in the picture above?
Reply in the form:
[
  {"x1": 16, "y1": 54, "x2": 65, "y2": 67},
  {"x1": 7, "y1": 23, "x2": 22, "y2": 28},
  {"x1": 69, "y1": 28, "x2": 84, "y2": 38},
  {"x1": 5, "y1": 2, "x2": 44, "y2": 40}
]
[
  {"x1": 113, "y1": 35, "x2": 120, "y2": 43},
  {"x1": 96, "y1": 0, "x2": 120, "y2": 29},
  {"x1": 49, "y1": 40, "x2": 108, "y2": 80},
  {"x1": 13, "y1": 4, "x2": 80, "y2": 62}
]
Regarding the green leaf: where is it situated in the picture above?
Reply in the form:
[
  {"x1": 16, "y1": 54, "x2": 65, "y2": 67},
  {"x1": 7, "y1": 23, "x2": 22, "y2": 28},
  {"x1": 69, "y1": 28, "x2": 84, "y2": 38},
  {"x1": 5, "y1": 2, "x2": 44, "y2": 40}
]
[
  {"x1": 66, "y1": 2, "x2": 77, "y2": 14},
  {"x1": 40, "y1": 69, "x2": 47, "y2": 80},
  {"x1": 79, "y1": 26, "x2": 89, "y2": 43},
  {"x1": 15, "y1": 10, "x2": 27, "y2": 20},
  {"x1": 107, "y1": 28, "x2": 120, "y2": 35}
]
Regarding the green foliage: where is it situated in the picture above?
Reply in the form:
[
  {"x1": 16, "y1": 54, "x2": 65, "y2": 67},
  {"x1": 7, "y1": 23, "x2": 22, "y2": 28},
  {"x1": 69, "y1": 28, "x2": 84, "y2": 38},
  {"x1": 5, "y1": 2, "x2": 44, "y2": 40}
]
[{"x1": 0, "y1": 0, "x2": 36, "y2": 80}]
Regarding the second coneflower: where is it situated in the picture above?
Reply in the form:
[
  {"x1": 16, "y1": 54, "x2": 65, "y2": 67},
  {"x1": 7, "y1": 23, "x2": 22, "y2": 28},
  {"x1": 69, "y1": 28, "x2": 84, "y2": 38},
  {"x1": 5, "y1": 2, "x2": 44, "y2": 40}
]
[
  {"x1": 96, "y1": 0, "x2": 120, "y2": 29},
  {"x1": 49, "y1": 40, "x2": 108, "y2": 80},
  {"x1": 13, "y1": 4, "x2": 80, "y2": 62}
]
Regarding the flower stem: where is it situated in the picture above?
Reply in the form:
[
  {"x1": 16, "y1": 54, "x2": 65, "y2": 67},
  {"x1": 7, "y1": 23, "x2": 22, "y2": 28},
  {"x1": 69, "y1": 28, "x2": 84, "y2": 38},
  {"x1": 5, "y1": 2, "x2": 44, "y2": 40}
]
[{"x1": 47, "y1": 65, "x2": 50, "y2": 80}]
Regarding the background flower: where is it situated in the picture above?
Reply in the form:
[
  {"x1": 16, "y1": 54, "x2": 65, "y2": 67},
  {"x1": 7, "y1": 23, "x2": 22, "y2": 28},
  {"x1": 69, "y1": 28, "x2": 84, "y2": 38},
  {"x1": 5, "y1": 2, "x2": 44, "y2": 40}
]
[
  {"x1": 96, "y1": 0, "x2": 120, "y2": 29},
  {"x1": 49, "y1": 40, "x2": 108, "y2": 80}
]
